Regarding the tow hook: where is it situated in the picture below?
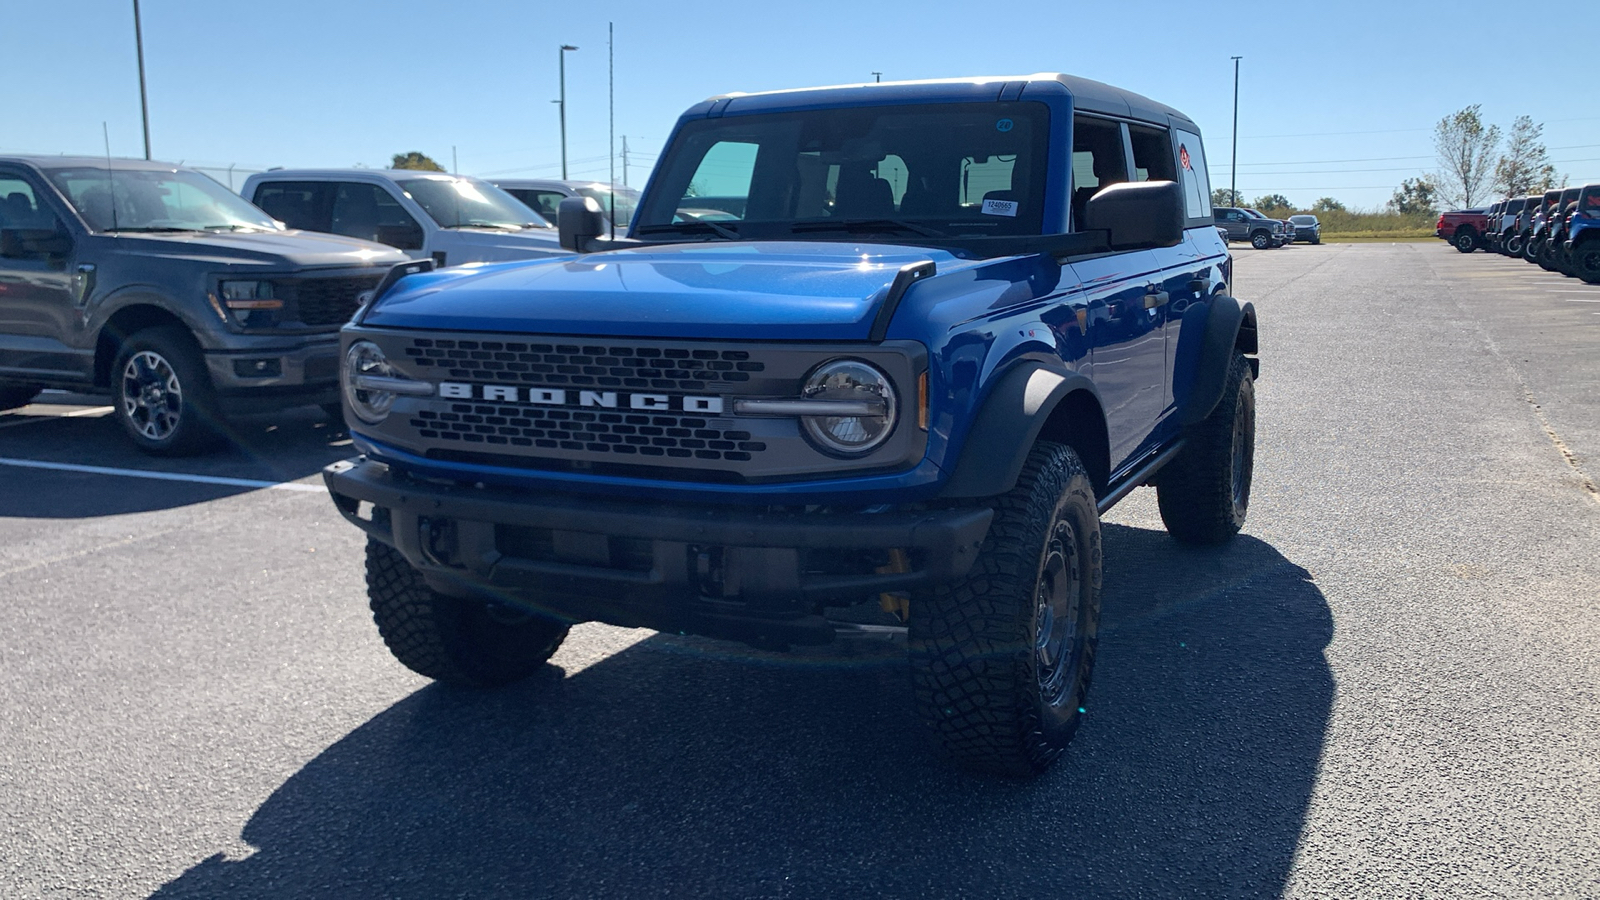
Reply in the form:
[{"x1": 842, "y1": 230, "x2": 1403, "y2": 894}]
[{"x1": 418, "y1": 517, "x2": 459, "y2": 567}]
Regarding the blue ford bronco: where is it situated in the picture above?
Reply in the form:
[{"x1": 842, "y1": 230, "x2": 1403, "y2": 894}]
[{"x1": 324, "y1": 74, "x2": 1258, "y2": 775}]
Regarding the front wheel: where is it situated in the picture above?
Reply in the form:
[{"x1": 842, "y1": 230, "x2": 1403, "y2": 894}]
[
  {"x1": 1574, "y1": 240, "x2": 1600, "y2": 285},
  {"x1": 910, "y1": 442, "x2": 1102, "y2": 776},
  {"x1": 1505, "y1": 233, "x2": 1523, "y2": 256},
  {"x1": 1250, "y1": 231, "x2": 1271, "y2": 250},
  {"x1": 1156, "y1": 353, "x2": 1255, "y2": 545},
  {"x1": 1454, "y1": 229, "x2": 1477, "y2": 253},
  {"x1": 366, "y1": 539, "x2": 569, "y2": 687},
  {"x1": 111, "y1": 326, "x2": 222, "y2": 455}
]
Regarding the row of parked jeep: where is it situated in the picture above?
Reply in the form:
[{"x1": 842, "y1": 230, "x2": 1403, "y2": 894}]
[{"x1": 1437, "y1": 184, "x2": 1600, "y2": 283}]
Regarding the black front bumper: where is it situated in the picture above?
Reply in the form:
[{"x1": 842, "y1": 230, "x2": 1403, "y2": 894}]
[{"x1": 324, "y1": 458, "x2": 993, "y2": 646}]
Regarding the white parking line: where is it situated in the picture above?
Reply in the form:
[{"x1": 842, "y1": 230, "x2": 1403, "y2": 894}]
[
  {"x1": 1562, "y1": 298, "x2": 1600, "y2": 303},
  {"x1": 0, "y1": 406, "x2": 114, "y2": 430},
  {"x1": 0, "y1": 457, "x2": 324, "y2": 492}
]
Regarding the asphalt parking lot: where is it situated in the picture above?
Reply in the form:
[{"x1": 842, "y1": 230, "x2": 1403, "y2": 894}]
[{"x1": 2, "y1": 242, "x2": 1597, "y2": 899}]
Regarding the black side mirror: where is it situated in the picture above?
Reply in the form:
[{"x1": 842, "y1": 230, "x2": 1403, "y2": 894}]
[
  {"x1": 0, "y1": 228, "x2": 71, "y2": 260},
  {"x1": 557, "y1": 196, "x2": 606, "y2": 252},
  {"x1": 1084, "y1": 181, "x2": 1184, "y2": 250}
]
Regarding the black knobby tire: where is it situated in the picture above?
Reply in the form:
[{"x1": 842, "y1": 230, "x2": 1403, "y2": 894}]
[
  {"x1": 111, "y1": 325, "x2": 222, "y2": 456},
  {"x1": 1505, "y1": 233, "x2": 1523, "y2": 256},
  {"x1": 1454, "y1": 229, "x2": 1477, "y2": 253},
  {"x1": 366, "y1": 539, "x2": 569, "y2": 687},
  {"x1": 1574, "y1": 240, "x2": 1600, "y2": 285},
  {"x1": 1250, "y1": 231, "x2": 1271, "y2": 250},
  {"x1": 909, "y1": 442, "x2": 1102, "y2": 776},
  {"x1": 1524, "y1": 236, "x2": 1542, "y2": 263},
  {"x1": 0, "y1": 382, "x2": 42, "y2": 412},
  {"x1": 1156, "y1": 352, "x2": 1256, "y2": 545},
  {"x1": 321, "y1": 402, "x2": 346, "y2": 424}
]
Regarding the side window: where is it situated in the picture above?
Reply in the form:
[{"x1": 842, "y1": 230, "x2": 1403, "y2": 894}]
[
  {"x1": 1128, "y1": 125, "x2": 1177, "y2": 183},
  {"x1": 531, "y1": 191, "x2": 566, "y2": 219},
  {"x1": 1070, "y1": 116, "x2": 1129, "y2": 229},
  {"x1": 1173, "y1": 128, "x2": 1212, "y2": 220},
  {"x1": 0, "y1": 175, "x2": 60, "y2": 233},
  {"x1": 330, "y1": 182, "x2": 423, "y2": 250},
  {"x1": 253, "y1": 181, "x2": 333, "y2": 232},
  {"x1": 682, "y1": 141, "x2": 757, "y2": 219}
]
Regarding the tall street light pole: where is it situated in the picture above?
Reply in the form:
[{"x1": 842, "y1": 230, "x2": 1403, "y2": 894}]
[
  {"x1": 558, "y1": 44, "x2": 578, "y2": 179},
  {"x1": 133, "y1": 0, "x2": 151, "y2": 159},
  {"x1": 1230, "y1": 56, "x2": 1242, "y2": 207}
]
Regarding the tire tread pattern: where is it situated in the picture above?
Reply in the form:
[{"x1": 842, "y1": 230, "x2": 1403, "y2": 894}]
[{"x1": 1157, "y1": 353, "x2": 1254, "y2": 545}]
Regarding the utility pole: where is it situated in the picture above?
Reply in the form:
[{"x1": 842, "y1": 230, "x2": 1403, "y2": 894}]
[
  {"x1": 558, "y1": 44, "x2": 578, "y2": 179},
  {"x1": 621, "y1": 136, "x2": 629, "y2": 187},
  {"x1": 133, "y1": 0, "x2": 151, "y2": 159},
  {"x1": 452, "y1": 145, "x2": 457, "y2": 174},
  {"x1": 871, "y1": 72, "x2": 881, "y2": 83},
  {"x1": 1230, "y1": 56, "x2": 1242, "y2": 207}
]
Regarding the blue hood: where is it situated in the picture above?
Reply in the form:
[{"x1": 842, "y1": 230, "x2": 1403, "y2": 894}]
[{"x1": 360, "y1": 241, "x2": 967, "y2": 340}]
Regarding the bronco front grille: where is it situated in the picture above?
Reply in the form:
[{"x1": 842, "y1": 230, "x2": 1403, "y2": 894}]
[
  {"x1": 401, "y1": 339, "x2": 765, "y2": 393},
  {"x1": 411, "y1": 403, "x2": 768, "y2": 462},
  {"x1": 291, "y1": 276, "x2": 382, "y2": 326}
]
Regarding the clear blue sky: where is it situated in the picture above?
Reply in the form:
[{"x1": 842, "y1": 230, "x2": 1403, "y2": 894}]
[{"x1": 3, "y1": 0, "x2": 1596, "y2": 211}]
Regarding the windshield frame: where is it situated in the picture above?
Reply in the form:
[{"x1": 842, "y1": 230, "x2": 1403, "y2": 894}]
[
  {"x1": 44, "y1": 166, "x2": 280, "y2": 234},
  {"x1": 396, "y1": 176, "x2": 552, "y2": 229}
]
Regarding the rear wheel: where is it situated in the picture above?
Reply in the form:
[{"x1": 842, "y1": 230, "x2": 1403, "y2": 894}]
[
  {"x1": 910, "y1": 442, "x2": 1102, "y2": 776},
  {"x1": 1454, "y1": 228, "x2": 1478, "y2": 253},
  {"x1": 1157, "y1": 353, "x2": 1255, "y2": 545},
  {"x1": 366, "y1": 539, "x2": 570, "y2": 687},
  {"x1": 111, "y1": 326, "x2": 223, "y2": 456},
  {"x1": 0, "y1": 382, "x2": 42, "y2": 412}
]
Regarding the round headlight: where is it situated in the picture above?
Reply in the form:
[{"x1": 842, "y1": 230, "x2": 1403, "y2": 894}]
[
  {"x1": 800, "y1": 359, "x2": 898, "y2": 456},
  {"x1": 343, "y1": 340, "x2": 398, "y2": 424}
]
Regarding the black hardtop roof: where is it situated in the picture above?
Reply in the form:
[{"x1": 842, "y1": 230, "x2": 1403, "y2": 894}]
[{"x1": 707, "y1": 73, "x2": 1199, "y2": 131}]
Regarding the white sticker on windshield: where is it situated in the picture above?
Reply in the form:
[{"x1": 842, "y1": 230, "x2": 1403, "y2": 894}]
[{"x1": 981, "y1": 198, "x2": 1019, "y2": 218}]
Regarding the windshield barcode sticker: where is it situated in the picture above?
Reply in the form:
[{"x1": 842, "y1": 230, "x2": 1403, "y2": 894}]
[{"x1": 981, "y1": 198, "x2": 1019, "y2": 217}]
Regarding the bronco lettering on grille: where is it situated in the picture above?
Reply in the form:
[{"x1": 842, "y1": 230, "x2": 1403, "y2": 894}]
[{"x1": 437, "y1": 381, "x2": 724, "y2": 414}]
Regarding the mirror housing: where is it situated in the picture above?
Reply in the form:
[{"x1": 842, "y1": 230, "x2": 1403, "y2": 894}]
[
  {"x1": 1084, "y1": 181, "x2": 1184, "y2": 251},
  {"x1": 558, "y1": 195, "x2": 607, "y2": 252}
]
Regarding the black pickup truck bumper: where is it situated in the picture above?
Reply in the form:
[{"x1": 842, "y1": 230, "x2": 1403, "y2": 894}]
[{"x1": 323, "y1": 457, "x2": 993, "y2": 647}]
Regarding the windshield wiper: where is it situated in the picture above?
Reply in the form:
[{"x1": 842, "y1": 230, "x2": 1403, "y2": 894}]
[
  {"x1": 789, "y1": 218, "x2": 948, "y2": 238},
  {"x1": 635, "y1": 217, "x2": 741, "y2": 240},
  {"x1": 441, "y1": 222, "x2": 519, "y2": 231},
  {"x1": 200, "y1": 224, "x2": 268, "y2": 232},
  {"x1": 105, "y1": 226, "x2": 200, "y2": 233}
]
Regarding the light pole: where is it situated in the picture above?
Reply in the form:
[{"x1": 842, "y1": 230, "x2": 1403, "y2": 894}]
[
  {"x1": 558, "y1": 44, "x2": 578, "y2": 179},
  {"x1": 133, "y1": 0, "x2": 151, "y2": 159},
  {"x1": 871, "y1": 71, "x2": 881, "y2": 83},
  {"x1": 1230, "y1": 56, "x2": 1242, "y2": 207}
]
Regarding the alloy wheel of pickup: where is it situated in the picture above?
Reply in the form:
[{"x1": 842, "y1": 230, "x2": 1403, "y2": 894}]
[{"x1": 111, "y1": 326, "x2": 221, "y2": 456}]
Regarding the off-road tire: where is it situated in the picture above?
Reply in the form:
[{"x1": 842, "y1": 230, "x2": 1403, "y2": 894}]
[
  {"x1": 1156, "y1": 353, "x2": 1255, "y2": 545},
  {"x1": 366, "y1": 539, "x2": 569, "y2": 687},
  {"x1": 909, "y1": 442, "x2": 1102, "y2": 776},
  {"x1": 321, "y1": 402, "x2": 345, "y2": 424},
  {"x1": 1537, "y1": 238, "x2": 1559, "y2": 272},
  {"x1": 1505, "y1": 233, "x2": 1523, "y2": 256},
  {"x1": 1453, "y1": 228, "x2": 1477, "y2": 253},
  {"x1": 1250, "y1": 231, "x2": 1271, "y2": 250},
  {"x1": 1524, "y1": 236, "x2": 1542, "y2": 262},
  {"x1": 0, "y1": 382, "x2": 42, "y2": 412},
  {"x1": 1574, "y1": 239, "x2": 1600, "y2": 285},
  {"x1": 111, "y1": 326, "x2": 223, "y2": 456}
]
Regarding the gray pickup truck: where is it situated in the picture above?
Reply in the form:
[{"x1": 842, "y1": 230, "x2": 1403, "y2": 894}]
[{"x1": 0, "y1": 156, "x2": 410, "y2": 453}]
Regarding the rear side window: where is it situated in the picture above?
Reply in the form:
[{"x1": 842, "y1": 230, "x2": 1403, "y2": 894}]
[
  {"x1": 331, "y1": 182, "x2": 422, "y2": 248},
  {"x1": 0, "y1": 175, "x2": 58, "y2": 232},
  {"x1": 1173, "y1": 128, "x2": 1212, "y2": 220},
  {"x1": 1128, "y1": 125, "x2": 1176, "y2": 183},
  {"x1": 1070, "y1": 116, "x2": 1128, "y2": 229}
]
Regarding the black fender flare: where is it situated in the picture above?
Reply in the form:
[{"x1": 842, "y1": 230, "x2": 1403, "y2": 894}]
[
  {"x1": 1180, "y1": 295, "x2": 1257, "y2": 427},
  {"x1": 939, "y1": 363, "x2": 1103, "y2": 499}
]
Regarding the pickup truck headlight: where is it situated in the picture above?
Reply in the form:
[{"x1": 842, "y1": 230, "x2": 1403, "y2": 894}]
[
  {"x1": 218, "y1": 279, "x2": 283, "y2": 327},
  {"x1": 799, "y1": 359, "x2": 898, "y2": 456},
  {"x1": 344, "y1": 340, "x2": 400, "y2": 424}
]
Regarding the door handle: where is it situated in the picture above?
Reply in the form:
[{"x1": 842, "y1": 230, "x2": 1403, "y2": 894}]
[
  {"x1": 1143, "y1": 290, "x2": 1169, "y2": 310},
  {"x1": 72, "y1": 263, "x2": 96, "y2": 305}
]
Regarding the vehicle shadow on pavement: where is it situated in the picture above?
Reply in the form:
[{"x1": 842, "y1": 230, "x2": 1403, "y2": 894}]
[
  {"x1": 0, "y1": 406, "x2": 351, "y2": 518},
  {"x1": 150, "y1": 525, "x2": 1334, "y2": 899}
]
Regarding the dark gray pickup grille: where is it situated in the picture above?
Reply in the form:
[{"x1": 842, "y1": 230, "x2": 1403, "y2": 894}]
[
  {"x1": 411, "y1": 403, "x2": 768, "y2": 462},
  {"x1": 402, "y1": 338, "x2": 765, "y2": 392},
  {"x1": 290, "y1": 276, "x2": 382, "y2": 326}
]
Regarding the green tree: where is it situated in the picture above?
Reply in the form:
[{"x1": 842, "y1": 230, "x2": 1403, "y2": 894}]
[
  {"x1": 1311, "y1": 197, "x2": 1346, "y2": 213},
  {"x1": 1388, "y1": 176, "x2": 1439, "y2": 217},
  {"x1": 1251, "y1": 194, "x2": 1294, "y2": 215},
  {"x1": 390, "y1": 151, "x2": 445, "y2": 172},
  {"x1": 1493, "y1": 116, "x2": 1559, "y2": 196},
  {"x1": 1211, "y1": 188, "x2": 1241, "y2": 207},
  {"x1": 1434, "y1": 106, "x2": 1500, "y2": 208}
]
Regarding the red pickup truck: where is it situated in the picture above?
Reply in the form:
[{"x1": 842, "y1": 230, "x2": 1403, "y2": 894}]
[{"x1": 1437, "y1": 208, "x2": 1491, "y2": 253}]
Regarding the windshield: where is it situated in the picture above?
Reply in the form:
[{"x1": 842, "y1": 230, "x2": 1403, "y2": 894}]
[
  {"x1": 634, "y1": 101, "x2": 1050, "y2": 241},
  {"x1": 1289, "y1": 215, "x2": 1316, "y2": 225},
  {"x1": 46, "y1": 166, "x2": 279, "y2": 233},
  {"x1": 575, "y1": 185, "x2": 640, "y2": 226},
  {"x1": 398, "y1": 177, "x2": 550, "y2": 229}
]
